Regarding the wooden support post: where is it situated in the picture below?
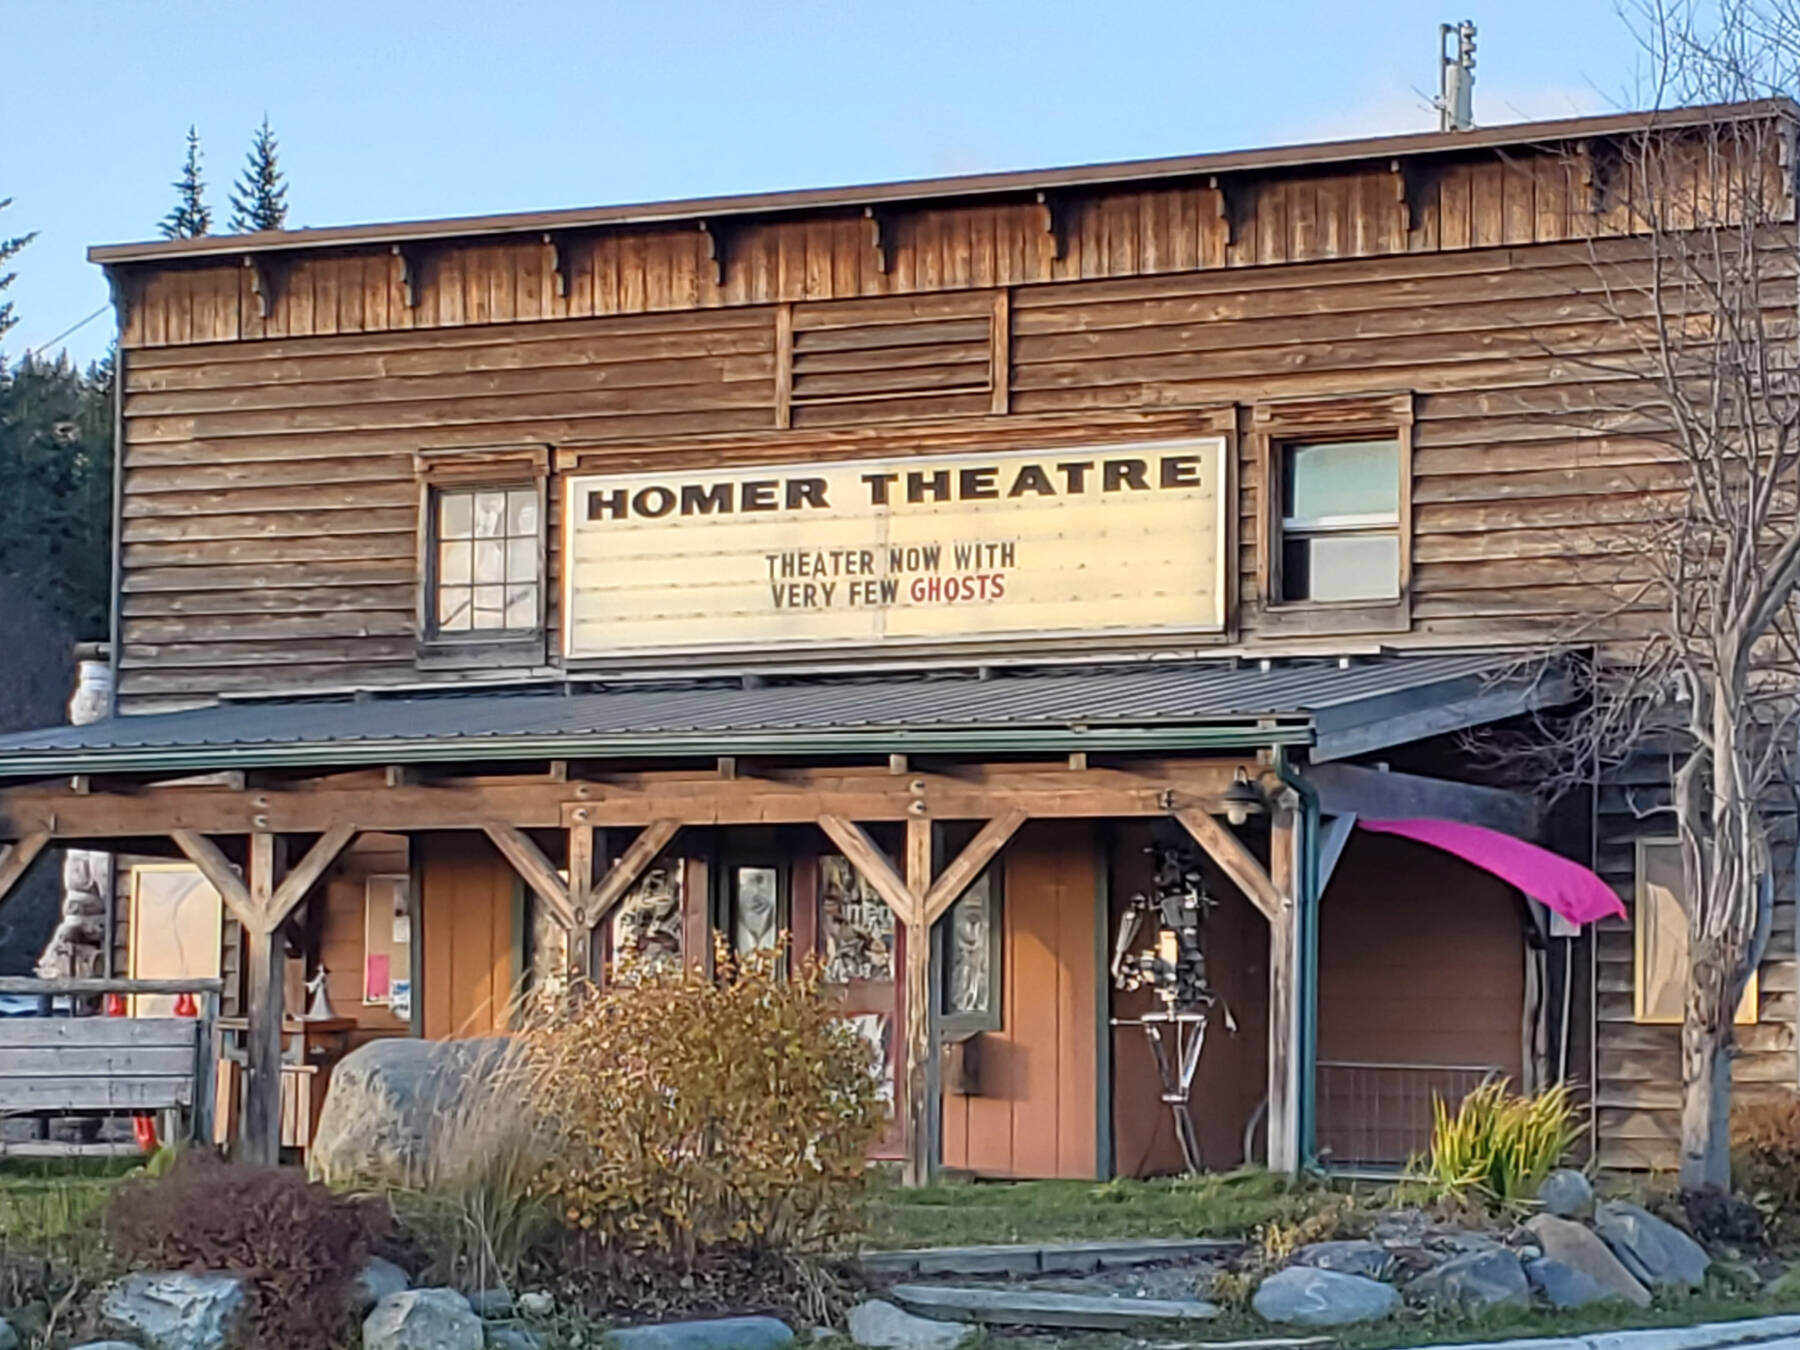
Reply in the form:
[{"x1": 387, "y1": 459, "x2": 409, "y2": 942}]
[
  {"x1": 568, "y1": 821, "x2": 597, "y2": 978},
  {"x1": 243, "y1": 832, "x2": 283, "y2": 1168},
  {"x1": 903, "y1": 817, "x2": 933, "y2": 1187},
  {"x1": 1266, "y1": 799, "x2": 1303, "y2": 1175}
]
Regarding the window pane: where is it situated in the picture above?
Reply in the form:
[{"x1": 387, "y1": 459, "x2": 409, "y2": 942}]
[
  {"x1": 942, "y1": 871, "x2": 994, "y2": 1016},
  {"x1": 472, "y1": 491, "x2": 506, "y2": 538},
  {"x1": 1636, "y1": 840, "x2": 1758, "y2": 1024},
  {"x1": 611, "y1": 862, "x2": 684, "y2": 984},
  {"x1": 504, "y1": 584, "x2": 537, "y2": 630},
  {"x1": 507, "y1": 488, "x2": 539, "y2": 536},
  {"x1": 733, "y1": 866, "x2": 780, "y2": 956},
  {"x1": 1282, "y1": 532, "x2": 1399, "y2": 603},
  {"x1": 436, "y1": 586, "x2": 471, "y2": 632},
  {"x1": 438, "y1": 491, "x2": 474, "y2": 540},
  {"x1": 471, "y1": 584, "x2": 505, "y2": 628},
  {"x1": 819, "y1": 855, "x2": 896, "y2": 985},
  {"x1": 1283, "y1": 439, "x2": 1400, "y2": 524},
  {"x1": 506, "y1": 538, "x2": 537, "y2": 585},
  {"x1": 473, "y1": 539, "x2": 505, "y2": 585},
  {"x1": 437, "y1": 540, "x2": 472, "y2": 588}
]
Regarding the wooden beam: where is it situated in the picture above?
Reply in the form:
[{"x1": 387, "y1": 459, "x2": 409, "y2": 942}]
[
  {"x1": 1305, "y1": 762, "x2": 1541, "y2": 839},
  {"x1": 0, "y1": 833, "x2": 50, "y2": 912},
  {"x1": 587, "y1": 819, "x2": 680, "y2": 922},
  {"x1": 1174, "y1": 810, "x2": 1281, "y2": 923},
  {"x1": 170, "y1": 829, "x2": 255, "y2": 929},
  {"x1": 1265, "y1": 799, "x2": 1303, "y2": 1176},
  {"x1": 482, "y1": 824, "x2": 576, "y2": 931},
  {"x1": 902, "y1": 817, "x2": 932, "y2": 1188},
  {"x1": 0, "y1": 761, "x2": 1255, "y2": 840},
  {"x1": 818, "y1": 815, "x2": 917, "y2": 926},
  {"x1": 922, "y1": 808, "x2": 1027, "y2": 927},
  {"x1": 568, "y1": 821, "x2": 597, "y2": 977},
  {"x1": 266, "y1": 824, "x2": 357, "y2": 927}
]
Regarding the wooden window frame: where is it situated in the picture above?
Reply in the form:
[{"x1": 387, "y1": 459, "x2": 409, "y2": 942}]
[
  {"x1": 1633, "y1": 836, "x2": 1758, "y2": 1026},
  {"x1": 414, "y1": 445, "x2": 551, "y2": 670},
  {"x1": 1253, "y1": 393, "x2": 1414, "y2": 637}
]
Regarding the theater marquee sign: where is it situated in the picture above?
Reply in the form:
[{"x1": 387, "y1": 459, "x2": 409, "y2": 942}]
[{"x1": 563, "y1": 438, "x2": 1228, "y2": 660}]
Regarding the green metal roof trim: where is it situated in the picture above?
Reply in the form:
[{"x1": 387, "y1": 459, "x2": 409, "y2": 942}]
[{"x1": 0, "y1": 654, "x2": 1565, "y2": 778}]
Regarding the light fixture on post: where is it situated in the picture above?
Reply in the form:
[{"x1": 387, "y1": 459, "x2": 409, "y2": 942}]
[{"x1": 1221, "y1": 767, "x2": 1267, "y2": 827}]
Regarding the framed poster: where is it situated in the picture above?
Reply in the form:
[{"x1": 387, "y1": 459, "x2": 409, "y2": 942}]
[{"x1": 128, "y1": 864, "x2": 222, "y2": 1018}]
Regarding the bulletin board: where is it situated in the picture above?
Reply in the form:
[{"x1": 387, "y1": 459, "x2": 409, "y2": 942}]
[{"x1": 363, "y1": 873, "x2": 412, "y2": 1019}]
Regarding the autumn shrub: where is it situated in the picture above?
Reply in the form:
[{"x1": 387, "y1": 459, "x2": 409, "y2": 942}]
[
  {"x1": 1410, "y1": 1079, "x2": 1581, "y2": 1215},
  {"x1": 521, "y1": 947, "x2": 886, "y2": 1317},
  {"x1": 103, "y1": 1155, "x2": 391, "y2": 1350},
  {"x1": 1733, "y1": 1095, "x2": 1800, "y2": 1231}
]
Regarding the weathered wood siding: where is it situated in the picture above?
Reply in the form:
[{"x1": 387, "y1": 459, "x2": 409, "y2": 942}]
[
  {"x1": 1592, "y1": 752, "x2": 1799, "y2": 1170},
  {"x1": 111, "y1": 142, "x2": 1793, "y2": 706}
]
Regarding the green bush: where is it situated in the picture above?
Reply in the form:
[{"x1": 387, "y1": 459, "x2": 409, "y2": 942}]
[{"x1": 1411, "y1": 1079, "x2": 1581, "y2": 1214}]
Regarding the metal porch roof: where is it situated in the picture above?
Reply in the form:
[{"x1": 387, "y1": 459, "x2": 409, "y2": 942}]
[{"x1": 0, "y1": 653, "x2": 1565, "y2": 777}]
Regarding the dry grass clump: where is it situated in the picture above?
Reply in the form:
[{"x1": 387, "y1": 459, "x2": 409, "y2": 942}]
[{"x1": 518, "y1": 947, "x2": 886, "y2": 1321}]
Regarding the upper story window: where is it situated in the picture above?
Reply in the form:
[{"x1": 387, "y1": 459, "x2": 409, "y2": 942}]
[
  {"x1": 1278, "y1": 438, "x2": 1403, "y2": 603},
  {"x1": 431, "y1": 485, "x2": 542, "y2": 636},
  {"x1": 414, "y1": 444, "x2": 550, "y2": 668},
  {"x1": 1634, "y1": 837, "x2": 1757, "y2": 1025}
]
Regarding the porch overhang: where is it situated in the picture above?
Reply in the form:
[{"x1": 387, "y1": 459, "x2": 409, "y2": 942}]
[{"x1": 0, "y1": 651, "x2": 1566, "y2": 781}]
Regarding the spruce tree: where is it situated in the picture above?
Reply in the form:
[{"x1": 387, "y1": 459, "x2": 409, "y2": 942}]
[
  {"x1": 0, "y1": 198, "x2": 35, "y2": 343},
  {"x1": 229, "y1": 115, "x2": 288, "y2": 233},
  {"x1": 159, "y1": 127, "x2": 211, "y2": 240}
]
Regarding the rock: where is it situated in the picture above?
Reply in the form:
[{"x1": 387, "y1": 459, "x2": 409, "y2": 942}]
[
  {"x1": 1406, "y1": 1248, "x2": 1530, "y2": 1314},
  {"x1": 468, "y1": 1289, "x2": 516, "y2": 1319},
  {"x1": 1289, "y1": 1239, "x2": 1393, "y2": 1280},
  {"x1": 0, "y1": 1318, "x2": 17, "y2": 1350},
  {"x1": 6, "y1": 1304, "x2": 47, "y2": 1346},
  {"x1": 847, "y1": 1299, "x2": 972, "y2": 1350},
  {"x1": 309, "y1": 1036, "x2": 517, "y2": 1187},
  {"x1": 352, "y1": 1256, "x2": 413, "y2": 1315},
  {"x1": 364, "y1": 1289, "x2": 486, "y2": 1350},
  {"x1": 1526, "y1": 1257, "x2": 1620, "y2": 1309},
  {"x1": 487, "y1": 1327, "x2": 545, "y2": 1350},
  {"x1": 516, "y1": 1292, "x2": 555, "y2": 1319},
  {"x1": 100, "y1": 1272, "x2": 247, "y2": 1350},
  {"x1": 1524, "y1": 1215, "x2": 1652, "y2": 1308},
  {"x1": 1251, "y1": 1267, "x2": 1400, "y2": 1327},
  {"x1": 1538, "y1": 1169, "x2": 1595, "y2": 1219},
  {"x1": 1594, "y1": 1201, "x2": 1711, "y2": 1289},
  {"x1": 605, "y1": 1317, "x2": 797, "y2": 1350},
  {"x1": 68, "y1": 1344, "x2": 145, "y2": 1350}
]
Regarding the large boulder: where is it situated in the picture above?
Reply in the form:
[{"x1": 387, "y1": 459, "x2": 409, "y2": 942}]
[
  {"x1": 1290, "y1": 1240, "x2": 1393, "y2": 1280},
  {"x1": 1524, "y1": 1215, "x2": 1651, "y2": 1308},
  {"x1": 848, "y1": 1299, "x2": 973, "y2": 1350},
  {"x1": 1594, "y1": 1201, "x2": 1710, "y2": 1289},
  {"x1": 309, "y1": 1037, "x2": 515, "y2": 1187},
  {"x1": 1252, "y1": 1267, "x2": 1399, "y2": 1327},
  {"x1": 99, "y1": 1272, "x2": 246, "y2": 1350},
  {"x1": 1406, "y1": 1248, "x2": 1530, "y2": 1314},
  {"x1": 363, "y1": 1289, "x2": 485, "y2": 1350},
  {"x1": 1537, "y1": 1169, "x2": 1595, "y2": 1219},
  {"x1": 1526, "y1": 1257, "x2": 1619, "y2": 1309}
]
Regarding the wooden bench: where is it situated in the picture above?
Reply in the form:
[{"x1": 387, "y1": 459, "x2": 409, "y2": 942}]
[{"x1": 0, "y1": 976, "x2": 221, "y2": 1157}]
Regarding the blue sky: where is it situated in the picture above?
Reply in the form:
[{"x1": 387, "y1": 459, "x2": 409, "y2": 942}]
[{"x1": 6, "y1": 0, "x2": 1645, "y2": 365}]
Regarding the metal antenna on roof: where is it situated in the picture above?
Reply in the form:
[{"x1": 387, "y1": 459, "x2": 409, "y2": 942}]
[{"x1": 1437, "y1": 20, "x2": 1477, "y2": 131}]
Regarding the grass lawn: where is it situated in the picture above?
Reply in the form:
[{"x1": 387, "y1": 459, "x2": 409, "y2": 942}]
[
  {"x1": 0, "y1": 1157, "x2": 131, "y2": 1255},
  {"x1": 864, "y1": 1167, "x2": 1356, "y2": 1249}
]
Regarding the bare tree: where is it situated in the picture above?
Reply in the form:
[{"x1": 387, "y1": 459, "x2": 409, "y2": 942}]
[{"x1": 1526, "y1": 0, "x2": 1800, "y2": 1188}]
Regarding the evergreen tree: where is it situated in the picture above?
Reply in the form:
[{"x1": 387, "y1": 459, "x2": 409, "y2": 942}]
[
  {"x1": 229, "y1": 115, "x2": 288, "y2": 233},
  {"x1": 159, "y1": 126, "x2": 211, "y2": 240},
  {"x1": 0, "y1": 198, "x2": 35, "y2": 343}
]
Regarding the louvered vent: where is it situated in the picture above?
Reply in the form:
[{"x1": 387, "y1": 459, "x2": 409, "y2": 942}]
[{"x1": 787, "y1": 295, "x2": 1000, "y2": 424}]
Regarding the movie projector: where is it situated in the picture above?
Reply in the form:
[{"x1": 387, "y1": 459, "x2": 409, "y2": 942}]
[{"x1": 1110, "y1": 842, "x2": 1234, "y2": 1173}]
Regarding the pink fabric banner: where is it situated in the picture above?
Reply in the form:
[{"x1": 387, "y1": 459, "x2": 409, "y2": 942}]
[{"x1": 1357, "y1": 817, "x2": 1626, "y2": 926}]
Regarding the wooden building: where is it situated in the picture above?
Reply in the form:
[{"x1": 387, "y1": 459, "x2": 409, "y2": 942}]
[{"x1": 0, "y1": 100, "x2": 1792, "y2": 1175}]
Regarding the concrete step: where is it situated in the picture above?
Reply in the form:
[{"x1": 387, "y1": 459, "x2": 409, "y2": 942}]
[
  {"x1": 889, "y1": 1283, "x2": 1221, "y2": 1330},
  {"x1": 862, "y1": 1236, "x2": 1242, "y2": 1279}
]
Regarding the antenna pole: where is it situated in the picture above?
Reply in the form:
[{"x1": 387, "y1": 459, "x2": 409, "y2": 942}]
[{"x1": 1438, "y1": 20, "x2": 1477, "y2": 132}]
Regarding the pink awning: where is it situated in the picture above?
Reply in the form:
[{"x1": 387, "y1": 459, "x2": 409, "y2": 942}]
[{"x1": 1357, "y1": 818, "x2": 1626, "y2": 926}]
